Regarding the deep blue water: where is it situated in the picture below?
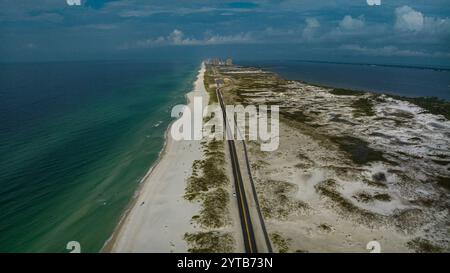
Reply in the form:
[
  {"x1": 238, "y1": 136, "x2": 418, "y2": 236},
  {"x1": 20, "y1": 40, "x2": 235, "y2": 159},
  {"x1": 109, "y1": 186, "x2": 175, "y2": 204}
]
[{"x1": 242, "y1": 60, "x2": 450, "y2": 100}]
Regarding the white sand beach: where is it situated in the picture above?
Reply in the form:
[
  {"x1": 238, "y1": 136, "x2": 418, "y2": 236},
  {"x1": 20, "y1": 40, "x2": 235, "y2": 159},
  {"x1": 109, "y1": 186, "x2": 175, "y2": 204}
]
[{"x1": 106, "y1": 63, "x2": 209, "y2": 252}]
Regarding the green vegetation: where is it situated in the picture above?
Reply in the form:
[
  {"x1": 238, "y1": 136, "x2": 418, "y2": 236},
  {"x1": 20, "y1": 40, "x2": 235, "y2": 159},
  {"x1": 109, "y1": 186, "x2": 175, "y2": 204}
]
[
  {"x1": 330, "y1": 136, "x2": 386, "y2": 165},
  {"x1": 197, "y1": 188, "x2": 229, "y2": 228},
  {"x1": 372, "y1": 172, "x2": 387, "y2": 182},
  {"x1": 280, "y1": 110, "x2": 312, "y2": 123},
  {"x1": 436, "y1": 176, "x2": 450, "y2": 191},
  {"x1": 363, "y1": 173, "x2": 388, "y2": 188},
  {"x1": 410, "y1": 197, "x2": 434, "y2": 207},
  {"x1": 251, "y1": 159, "x2": 269, "y2": 171},
  {"x1": 315, "y1": 179, "x2": 377, "y2": 221},
  {"x1": 329, "y1": 88, "x2": 365, "y2": 96},
  {"x1": 270, "y1": 233, "x2": 291, "y2": 253},
  {"x1": 232, "y1": 75, "x2": 286, "y2": 92},
  {"x1": 318, "y1": 223, "x2": 333, "y2": 232},
  {"x1": 328, "y1": 87, "x2": 450, "y2": 120},
  {"x1": 317, "y1": 179, "x2": 355, "y2": 212},
  {"x1": 259, "y1": 179, "x2": 309, "y2": 220},
  {"x1": 294, "y1": 154, "x2": 314, "y2": 169},
  {"x1": 373, "y1": 193, "x2": 391, "y2": 202},
  {"x1": 185, "y1": 140, "x2": 227, "y2": 201},
  {"x1": 389, "y1": 96, "x2": 450, "y2": 120},
  {"x1": 407, "y1": 238, "x2": 444, "y2": 253},
  {"x1": 353, "y1": 192, "x2": 373, "y2": 203},
  {"x1": 184, "y1": 231, "x2": 234, "y2": 253},
  {"x1": 183, "y1": 83, "x2": 232, "y2": 249},
  {"x1": 185, "y1": 139, "x2": 229, "y2": 228},
  {"x1": 223, "y1": 70, "x2": 287, "y2": 105},
  {"x1": 353, "y1": 191, "x2": 391, "y2": 203},
  {"x1": 392, "y1": 208, "x2": 425, "y2": 234},
  {"x1": 204, "y1": 65, "x2": 218, "y2": 103},
  {"x1": 432, "y1": 159, "x2": 450, "y2": 166},
  {"x1": 351, "y1": 97, "x2": 375, "y2": 117},
  {"x1": 389, "y1": 110, "x2": 415, "y2": 119}
]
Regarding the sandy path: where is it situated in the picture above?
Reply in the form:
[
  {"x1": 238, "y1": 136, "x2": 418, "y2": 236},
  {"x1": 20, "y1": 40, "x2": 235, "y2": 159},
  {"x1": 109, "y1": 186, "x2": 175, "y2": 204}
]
[{"x1": 108, "y1": 63, "x2": 208, "y2": 252}]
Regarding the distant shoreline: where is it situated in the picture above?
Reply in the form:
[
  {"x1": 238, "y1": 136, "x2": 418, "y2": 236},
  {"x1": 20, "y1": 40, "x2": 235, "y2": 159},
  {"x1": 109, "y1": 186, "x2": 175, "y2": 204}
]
[
  {"x1": 240, "y1": 60, "x2": 450, "y2": 102},
  {"x1": 240, "y1": 59, "x2": 450, "y2": 72},
  {"x1": 241, "y1": 61, "x2": 450, "y2": 96},
  {"x1": 2, "y1": 59, "x2": 449, "y2": 72},
  {"x1": 240, "y1": 62, "x2": 450, "y2": 119}
]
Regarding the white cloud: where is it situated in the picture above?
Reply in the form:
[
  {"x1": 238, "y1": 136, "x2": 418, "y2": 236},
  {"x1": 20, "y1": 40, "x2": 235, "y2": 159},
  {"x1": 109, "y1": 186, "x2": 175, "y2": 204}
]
[
  {"x1": 119, "y1": 29, "x2": 254, "y2": 49},
  {"x1": 66, "y1": 0, "x2": 81, "y2": 6},
  {"x1": 168, "y1": 29, "x2": 186, "y2": 44},
  {"x1": 395, "y1": 6, "x2": 424, "y2": 32},
  {"x1": 422, "y1": 16, "x2": 450, "y2": 36},
  {"x1": 305, "y1": 17, "x2": 320, "y2": 28},
  {"x1": 302, "y1": 17, "x2": 320, "y2": 40},
  {"x1": 394, "y1": 5, "x2": 450, "y2": 40},
  {"x1": 366, "y1": 0, "x2": 381, "y2": 6},
  {"x1": 339, "y1": 15, "x2": 365, "y2": 30}
]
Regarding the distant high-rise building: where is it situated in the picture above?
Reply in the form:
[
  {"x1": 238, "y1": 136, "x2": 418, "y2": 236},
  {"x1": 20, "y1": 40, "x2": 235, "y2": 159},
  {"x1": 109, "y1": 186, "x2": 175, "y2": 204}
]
[{"x1": 209, "y1": 58, "x2": 232, "y2": 66}]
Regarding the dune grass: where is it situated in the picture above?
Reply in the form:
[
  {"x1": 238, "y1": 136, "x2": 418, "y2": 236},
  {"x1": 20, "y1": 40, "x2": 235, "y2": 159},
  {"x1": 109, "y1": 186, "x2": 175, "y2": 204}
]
[
  {"x1": 270, "y1": 232, "x2": 291, "y2": 253},
  {"x1": 330, "y1": 88, "x2": 365, "y2": 96},
  {"x1": 329, "y1": 136, "x2": 386, "y2": 165},
  {"x1": 184, "y1": 231, "x2": 234, "y2": 253},
  {"x1": 389, "y1": 96, "x2": 450, "y2": 120},
  {"x1": 351, "y1": 97, "x2": 375, "y2": 117}
]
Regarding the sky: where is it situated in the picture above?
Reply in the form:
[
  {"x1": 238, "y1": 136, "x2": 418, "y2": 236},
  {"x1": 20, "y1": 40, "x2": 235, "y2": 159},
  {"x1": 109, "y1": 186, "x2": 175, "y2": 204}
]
[{"x1": 1, "y1": 0, "x2": 449, "y2": 66}]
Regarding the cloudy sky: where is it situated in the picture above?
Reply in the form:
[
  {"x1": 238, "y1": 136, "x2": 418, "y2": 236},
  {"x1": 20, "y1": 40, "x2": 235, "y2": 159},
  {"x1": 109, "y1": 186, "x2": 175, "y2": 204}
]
[{"x1": 1, "y1": 0, "x2": 449, "y2": 66}]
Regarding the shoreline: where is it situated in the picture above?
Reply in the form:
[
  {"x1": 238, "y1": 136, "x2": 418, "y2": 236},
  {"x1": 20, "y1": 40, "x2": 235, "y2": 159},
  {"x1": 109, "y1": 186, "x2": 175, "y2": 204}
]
[
  {"x1": 240, "y1": 64, "x2": 449, "y2": 118},
  {"x1": 103, "y1": 62, "x2": 208, "y2": 252},
  {"x1": 240, "y1": 61, "x2": 450, "y2": 101},
  {"x1": 101, "y1": 120, "x2": 172, "y2": 252}
]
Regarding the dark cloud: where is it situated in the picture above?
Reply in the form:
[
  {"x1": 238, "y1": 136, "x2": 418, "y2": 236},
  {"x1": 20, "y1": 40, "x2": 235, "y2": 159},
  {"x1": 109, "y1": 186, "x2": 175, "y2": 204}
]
[{"x1": 0, "y1": 0, "x2": 449, "y2": 65}]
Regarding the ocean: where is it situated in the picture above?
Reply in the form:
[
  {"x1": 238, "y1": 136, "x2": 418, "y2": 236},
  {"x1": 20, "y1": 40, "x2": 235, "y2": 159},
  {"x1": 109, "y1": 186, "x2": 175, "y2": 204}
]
[
  {"x1": 0, "y1": 60, "x2": 198, "y2": 252},
  {"x1": 1, "y1": 59, "x2": 448, "y2": 253},
  {"x1": 242, "y1": 60, "x2": 450, "y2": 101}
]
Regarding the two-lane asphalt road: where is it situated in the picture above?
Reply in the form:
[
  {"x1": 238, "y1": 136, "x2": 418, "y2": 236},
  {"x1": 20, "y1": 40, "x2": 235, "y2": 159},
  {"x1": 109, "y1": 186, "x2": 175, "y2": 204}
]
[{"x1": 215, "y1": 83, "x2": 258, "y2": 253}]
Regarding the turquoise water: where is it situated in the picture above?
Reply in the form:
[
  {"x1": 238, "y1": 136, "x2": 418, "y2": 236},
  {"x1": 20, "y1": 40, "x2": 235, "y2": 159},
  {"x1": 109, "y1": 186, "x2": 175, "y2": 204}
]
[{"x1": 0, "y1": 61, "x2": 198, "y2": 252}]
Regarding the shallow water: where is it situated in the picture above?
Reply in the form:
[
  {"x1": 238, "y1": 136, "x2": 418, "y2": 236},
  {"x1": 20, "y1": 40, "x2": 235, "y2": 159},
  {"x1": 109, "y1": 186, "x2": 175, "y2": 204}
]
[{"x1": 0, "y1": 60, "x2": 198, "y2": 252}]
